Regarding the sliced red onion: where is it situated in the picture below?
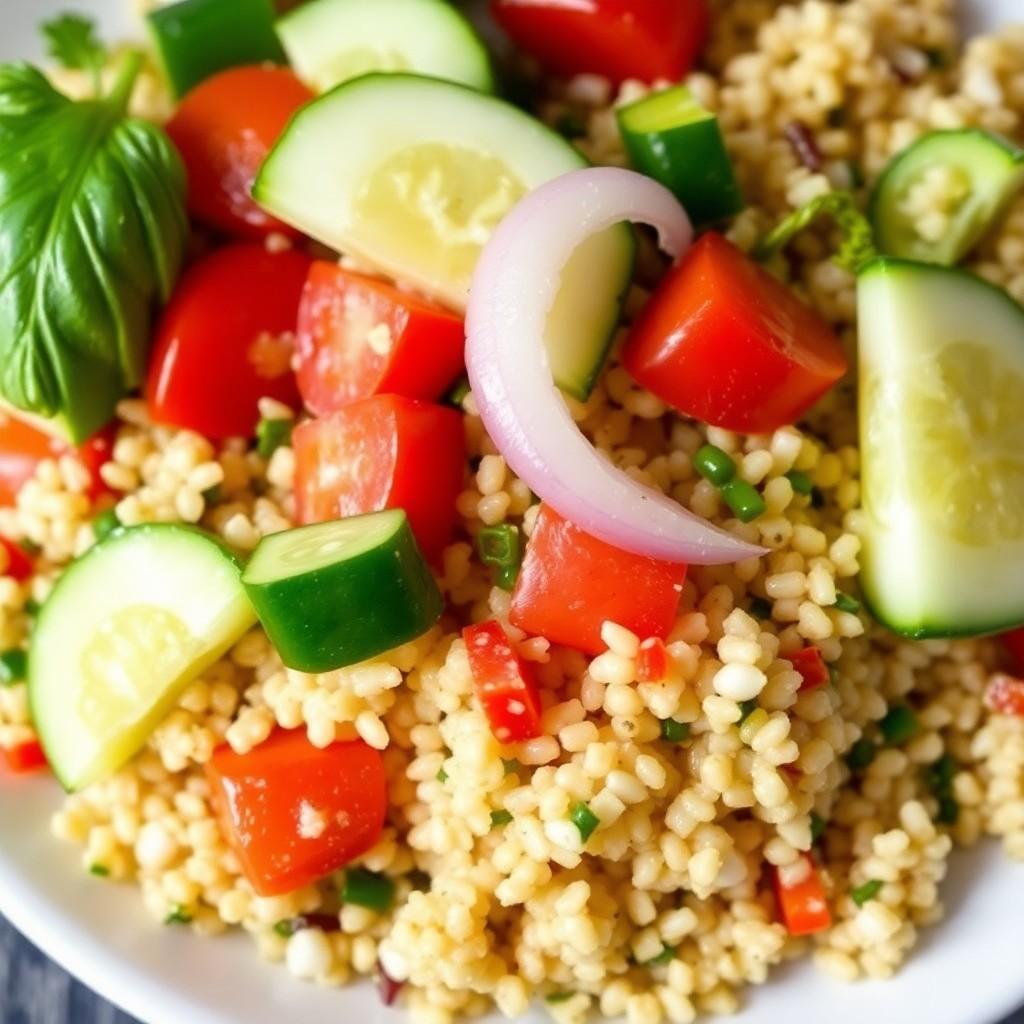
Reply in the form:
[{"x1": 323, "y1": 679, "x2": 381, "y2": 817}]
[{"x1": 466, "y1": 167, "x2": 767, "y2": 565}]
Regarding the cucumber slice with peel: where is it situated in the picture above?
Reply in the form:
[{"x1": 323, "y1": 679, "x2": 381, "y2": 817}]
[
  {"x1": 30, "y1": 526, "x2": 255, "y2": 790},
  {"x1": 242, "y1": 510, "x2": 443, "y2": 672},
  {"x1": 858, "y1": 258, "x2": 1024, "y2": 637}
]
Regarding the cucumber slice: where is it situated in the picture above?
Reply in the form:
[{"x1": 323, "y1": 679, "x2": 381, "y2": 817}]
[
  {"x1": 253, "y1": 73, "x2": 635, "y2": 401},
  {"x1": 858, "y1": 258, "x2": 1024, "y2": 637},
  {"x1": 242, "y1": 510, "x2": 443, "y2": 672},
  {"x1": 30, "y1": 526, "x2": 255, "y2": 790},
  {"x1": 617, "y1": 85, "x2": 743, "y2": 227},
  {"x1": 278, "y1": 0, "x2": 494, "y2": 94},
  {"x1": 869, "y1": 129, "x2": 1024, "y2": 265},
  {"x1": 147, "y1": 0, "x2": 285, "y2": 99}
]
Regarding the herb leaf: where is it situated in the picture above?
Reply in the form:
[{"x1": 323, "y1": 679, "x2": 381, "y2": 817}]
[
  {"x1": 0, "y1": 57, "x2": 188, "y2": 441},
  {"x1": 41, "y1": 14, "x2": 106, "y2": 79}
]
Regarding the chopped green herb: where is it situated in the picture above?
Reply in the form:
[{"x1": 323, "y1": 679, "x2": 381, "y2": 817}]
[
  {"x1": 436, "y1": 767, "x2": 448, "y2": 783},
  {"x1": 937, "y1": 796, "x2": 960, "y2": 826},
  {"x1": 785, "y1": 470, "x2": 814, "y2": 496},
  {"x1": 257, "y1": 417, "x2": 293, "y2": 460},
  {"x1": 274, "y1": 919, "x2": 298, "y2": 938},
  {"x1": 18, "y1": 539, "x2": 41, "y2": 557},
  {"x1": 502, "y1": 758, "x2": 520, "y2": 775},
  {"x1": 828, "y1": 663, "x2": 840, "y2": 687},
  {"x1": 810, "y1": 812, "x2": 826, "y2": 844},
  {"x1": 477, "y1": 525, "x2": 522, "y2": 592},
  {"x1": 923, "y1": 754, "x2": 957, "y2": 796},
  {"x1": 93, "y1": 508, "x2": 121, "y2": 542},
  {"x1": 738, "y1": 698, "x2": 759, "y2": 722},
  {"x1": 660, "y1": 718, "x2": 690, "y2": 743},
  {"x1": 545, "y1": 992, "x2": 575, "y2": 1004},
  {"x1": 490, "y1": 809, "x2": 513, "y2": 829},
  {"x1": 749, "y1": 596, "x2": 773, "y2": 620},
  {"x1": 202, "y1": 483, "x2": 223, "y2": 506},
  {"x1": 555, "y1": 112, "x2": 588, "y2": 139},
  {"x1": 445, "y1": 377, "x2": 471, "y2": 408},
  {"x1": 570, "y1": 801, "x2": 600, "y2": 843},
  {"x1": 164, "y1": 904, "x2": 193, "y2": 925},
  {"x1": 851, "y1": 879, "x2": 883, "y2": 907},
  {"x1": 843, "y1": 161, "x2": 865, "y2": 189},
  {"x1": 721, "y1": 479, "x2": 766, "y2": 523},
  {"x1": 89, "y1": 863, "x2": 110, "y2": 877},
  {"x1": 693, "y1": 444, "x2": 736, "y2": 487},
  {"x1": 644, "y1": 944, "x2": 676, "y2": 967},
  {"x1": 341, "y1": 868, "x2": 395, "y2": 912},
  {"x1": 23, "y1": 598, "x2": 40, "y2": 618},
  {"x1": 0, "y1": 649, "x2": 28, "y2": 686},
  {"x1": 41, "y1": 13, "x2": 106, "y2": 89},
  {"x1": 833, "y1": 592, "x2": 861, "y2": 615},
  {"x1": 846, "y1": 737, "x2": 877, "y2": 772},
  {"x1": 879, "y1": 704, "x2": 919, "y2": 745}
]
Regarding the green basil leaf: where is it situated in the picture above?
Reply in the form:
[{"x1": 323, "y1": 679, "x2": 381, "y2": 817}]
[
  {"x1": 41, "y1": 14, "x2": 106, "y2": 78},
  {"x1": 0, "y1": 57, "x2": 188, "y2": 440}
]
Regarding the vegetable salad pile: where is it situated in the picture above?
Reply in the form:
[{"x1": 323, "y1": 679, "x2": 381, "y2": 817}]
[{"x1": 1, "y1": 0, "x2": 1024, "y2": 1020}]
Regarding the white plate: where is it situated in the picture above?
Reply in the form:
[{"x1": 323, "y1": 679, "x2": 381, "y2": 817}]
[{"x1": 2, "y1": 1, "x2": 1024, "y2": 1022}]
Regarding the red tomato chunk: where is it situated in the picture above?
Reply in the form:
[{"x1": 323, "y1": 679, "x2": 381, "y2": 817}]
[
  {"x1": 491, "y1": 0, "x2": 709, "y2": 86},
  {"x1": 3, "y1": 738, "x2": 48, "y2": 775},
  {"x1": 622, "y1": 232, "x2": 848, "y2": 434},
  {"x1": 773, "y1": 856, "x2": 831, "y2": 936},
  {"x1": 636, "y1": 637, "x2": 669, "y2": 684},
  {"x1": 985, "y1": 673, "x2": 1024, "y2": 717},
  {"x1": 296, "y1": 263, "x2": 465, "y2": 415},
  {"x1": 463, "y1": 621, "x2": 543, "y2": 743},
  {"x1": 293, "y1": 395, "x2": 464, "y2": 562},
  {"x1": 146, "y1": 244, "x2": 311, "y2": 439},
  {"x1": 0, "y1": 537, "x2": 32, "y2": 582},
  {"x1": 166, "y1": 66, "x2": 313, "y2": 239},
  {"x1": 206, "y1": 729, "x2": 387, "y2": 897},
  {"x1": 790, "y1": 646, "x2": 829, "y2": 691},
  {"x1": 510, "y1": 505, "x2": 687, "y2": 656}
]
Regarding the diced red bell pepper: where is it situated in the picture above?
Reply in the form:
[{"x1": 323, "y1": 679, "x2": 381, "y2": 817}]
[
  {"x1": 510, "y1": 505, "x2": 687, "y2": 656},
  {"x1": 636, "y1": 637, "x2": 669, "y2": 684},
  {"x1": 296, "y1": 263, "x2": 465, "y2": 415},
  {"x1": 622, "y1": 232, "x2": 848, "y2": 434},
  {"x1": 999, "y1": 627, "x2": 1024, "y2": 674},
  {"x1": 3, "y1": 738, "x2": 48, "y2": 775},
  {"x1": 985, "y1": 673, "x2": 1024, "y2": 717},
  {"x1": 772, "y1": 855, "x2": 832, "y2": 936},
  {"x1": 790, "y1": 646, "x2": 830, "y2": 691},
  {"x1": 206, "y1": 728, "x2": 387, "y2": 897},
  {"x1": 0, "y1": 537, "x2": 33, "y2": 582},
  {"x1": 292, "y1": 395, "x2": 464, "y2": 562},
  {"x1": 463, "y1": 621, "x2": 543, "y2": 744}
]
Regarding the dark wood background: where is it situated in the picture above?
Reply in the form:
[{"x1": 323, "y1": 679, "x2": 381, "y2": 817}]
[{"x1": 2, "y1": 912, "x2": 1022, "y2": 1024}]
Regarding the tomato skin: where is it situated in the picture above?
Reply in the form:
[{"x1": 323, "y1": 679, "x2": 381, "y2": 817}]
[
  {"x1": 773, "y1": 856, "x2": 831, "y2": 936},
  {"x1": 790, "y1": 646, "x2": 829, "y2": 691},
  {"x1": 206, "y1": 729, "x2": 387, "y2": 897},
  {"x1": 1000, "y1": 627, "x2": 1024, "y2": 674},
  {"x1": 166, "y1": 66, "x2": 313, "y2": 239},
  {"x1": 3, "y1": 738, "x2": 48, "y2": 775},
  {"x1": 296, "y1": 263, "x2": 465, "y2": 416},
  {"x1": 0, "y1": 537, "x2": 32, "y2": 582},
  {"x1": 510, "y1": 505, "x2": 687, "y2": 656},
  {"x1": 293, "y1": 396, "x2": 464, "y2": 561},
  {"x1": 985, "y1": 673, "x2": 1024, "y2": 717},
  {"x1": 491, "y1": 0, "x2": 709, "y2": 85},
  {"x1": 622, "y1": 233, "x2": 848, "y2": 434},
  {"x1": 636, "y1": 637, "x2": 669, "y2": 684},
  {"x1": 146, "y1": 244, "x2": 311, "y2": 439},
  {"x1": 463, "y1": 621, "x2": 543, "y2": 743}
]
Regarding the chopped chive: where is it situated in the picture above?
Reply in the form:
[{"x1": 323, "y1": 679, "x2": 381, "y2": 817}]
[
  {"x1": 851, "y1": 879, "x2": 883, "y2": 907},
  {"x1": 18, "y1": 538, "x2": 41, "y2": 556},
  {"x1": 570, "y1": 801, "x2": 600, "y2": 843},
  {"x1": 923, "y1": 754, "x2": 957, "y2": 796},
  {"x1": 436, "y1": 767, "x2": 448, "y2": 783},
  {"x1": 477, "y1": 525, "x2": 522, "y2": 592},
  {"x1": 490, "y1": 809, "x2": 513, "y2": 829},
  {"x1": 257, "y1": 417, "x2": 293, "y2": 459},
  {"x1": 721, "y1": 479, "x2": 766, "y2": 523},
  {"x1": 846, "y1": 738, "x2": 877, "y2": 772},
  {"x1": 833, "y1": 592, "x2": 861, "y2": 615},
  {"x1": 785, "y1": 469, "x2": 814, "y2": 495},
  {"x1": 0, "y1": 649, "x2": 28, "y2": 686},
  {"x1": 810, "y1": 812, "x2": 826, "y2": 844},
  {"x1": 341, "y1": 868, "x2": 395, "y2": 912},
  {"x1": 502, "y1": 758, "x2": 520, "y2": 775},
  {"x1": 936, "y1": 795, "x2": 960, "y2": 825},
  {"x1": 23, "y1": 598, "x2": 41, "y2": 618},
  {"x1": 92, "y1": 508, "x2": 121, "y2": 541},
  {"x1": 693, "y1": 444, "x2": 736, "y2": 487},
  {"x1": 445, "y1": 377, "x2": 471, "y2": 408},
  {"x1": 737, "y1": 698, "x2": 759, "y2": 723},
  {"x1": 660, "y1": 719, "x2": 690, "y2": 743},
  {"x1": 201, "y1": 483, "x2": 223, "y2": 505},
  {"x1": 546, "y1": 992, "x2": 575, "y2": 1004},
  {"x1": 879, "y1": 705, "x2": 919, "y2": 746},
  {"x1": 749, "y1": 596, "x2": 773, "y2": 620},
  {"x1": 164, "y1": 904, "x2": 193, "y2": 925},
  {"x1": 555, "y1": 112, "x2": 587, "y2": 139},
  {"x1": 274, "y1": 919, "x2": 297, "y2": 938},
  {"x1": 828, "y1": 663, "x2": 840, "y2": 687},
  {"x1": 89, "y1": 864, "x2": 110, "y2": 877},
  {"x1": 644, "y1": 944, "x2": 676, "y2": 966}
]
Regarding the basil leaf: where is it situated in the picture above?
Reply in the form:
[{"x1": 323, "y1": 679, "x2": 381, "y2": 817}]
[
  {"x1": 41, "y1": 14, "x2": 106, "y2": 80},
  {"x1": 0, "y1": 56, "x2": 188, "y2": 440}
]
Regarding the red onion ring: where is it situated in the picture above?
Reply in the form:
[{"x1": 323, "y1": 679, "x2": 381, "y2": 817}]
[{"x1": 466, "y1": 167, "x2": 767, "y2": 565}]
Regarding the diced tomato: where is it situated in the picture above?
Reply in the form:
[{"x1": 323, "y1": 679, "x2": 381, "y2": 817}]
[
  {"x1": 463, "y1": 621, "x2": 543, "y2": 743},
  {"x1": 166, "y1": 66, "x2": 313, "y2": 239},
  {"x1": 772, "y1": 856, "x2": 832, "y2": 936},
  {"x1": 3, "y1": 738, "x2": 48, "y2": 775},
  {"x1": 0, "y1": 537, "x2": 32, "y2": 582},
  {"x1": 790, "y1": 646, "x2": 830, "y2": 691},
  {"x1": 206, "y1": 729, "x2": 387, "y2": 897},
  {"x1": 510, "y1": 505, "x2": 688, "y2": 656},
  {"x1": 985, "y1": 673, "x2": 1024, "y2": 717},
  {"x1": 491, "y1": 0, "x2": 709, "y2": 86},
  {"x1": 292, "y1": 396, "x2": 464, "y2": 561},
  {"x1": 146, "y1": 244, "x2": 311, "y2": 439},
  {"x1": 636, "y1": 637, "x2": 669, "y2": 684},
  {"x1": 296, "y1": 263, "x2": 465, "y2": 416},
  {"x1": 622, "y1": 233, "x2": 848, "y2": 434},
  {"x1": 1000, "y1": 627, "x2": 1024, "y2": 674}
]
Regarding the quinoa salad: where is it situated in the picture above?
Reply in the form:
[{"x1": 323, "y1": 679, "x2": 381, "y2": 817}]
[{"x1": 2, "y1": 0, "x2": 1024, "y2": 1021}]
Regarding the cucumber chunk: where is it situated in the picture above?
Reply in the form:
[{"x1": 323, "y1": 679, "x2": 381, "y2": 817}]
[
  {"x1": 242, "y1": 510, "x2": 443, "y2": 672},
  {"x1": 30, "y1": 526, "x2": 255, "y2": 790},
  {"x1": 278, "y1": 0, "x2": 494, "y2": 94},
  {"x1": 858, "y1": 258, "x2": 1024, "y2": 637},
  {"x1": 253, "y1": 73, "x2": 635, "y2": 401},
  {"x1": 870, "y1": 129, "x2": 1024, "y2": 265}
]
